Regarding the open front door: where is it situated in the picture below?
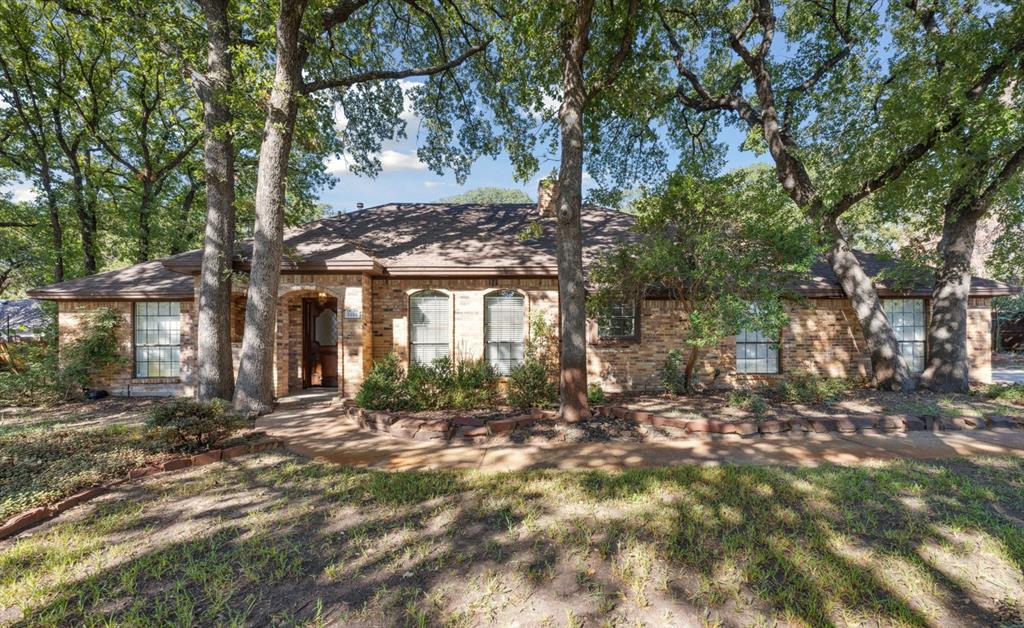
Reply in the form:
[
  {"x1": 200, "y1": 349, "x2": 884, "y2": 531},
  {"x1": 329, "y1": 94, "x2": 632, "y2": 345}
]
[{"x1": 302, "y1": 297, "x2": 338, "y2": 388}]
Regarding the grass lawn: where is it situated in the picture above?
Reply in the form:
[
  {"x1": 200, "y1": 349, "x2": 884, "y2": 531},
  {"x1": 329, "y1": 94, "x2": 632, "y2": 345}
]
[{"x1": 2, "y1": 453, "x2": 1023, "y2": 626}]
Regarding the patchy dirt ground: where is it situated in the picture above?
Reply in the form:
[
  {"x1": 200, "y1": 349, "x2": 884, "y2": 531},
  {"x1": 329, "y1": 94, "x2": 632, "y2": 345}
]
[
  {"x1": 2, "y1": 453, "x2": 1023, "y2": 626},
  {"x1": 0, "y1": 397, "x2": 172, "y2": 433}
]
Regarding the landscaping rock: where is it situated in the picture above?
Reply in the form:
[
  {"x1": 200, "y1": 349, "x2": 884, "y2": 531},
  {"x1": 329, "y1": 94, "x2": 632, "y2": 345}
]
[
  {"x1": 487, "y1": 418, "x2": 519, "y2": 434},
  {"x1": 367, "y1": 412, "x2": 396, "y2": 431},
  {"x1": 251, "y1": 439, "x2": 283, "y2": 452},
  {"x1": 222, "y1": 444, "x2": 251, "y2": 459},
  {"x1": 191, "y1": 450, "x2": 222, "y2": 466},
  {"x1": 531, "y1": 409, "x2": 558, "y2": 420},
  {"x1": 809, "y1": 418, "x2": 839, "y2": 433},
  {"x1": 390, "y1": 418, "x2": 422, "y2": 439},
  {"x1": 957, "y1": 415, "x2": 985, "y2": 430},
  {"x1": 788, "y1": 418, "x2": 812, "y2": 433},
  {"x1": 160, "y1": 458, "x2": 192, "y2": 472},
  {"x1": 412, "y1": 428, "x2": 447, "y2": 441},
  {"x1": 649, "y1": 416, "x2": 689, "y2": 430},
  {"x1": 611, "y1": 406, "x2": 631, "y2": 420},
  {"x1": 54, "y1": 487, "x2": 106, "y2": 511},
  {"x1": 455, "y1": 425, "x2": 488, "y2": 440},
  {"x1": 686, "y1": 419, "x2": 730, "y2": 434},
  {"x1": 419, "y1": 419, "x2": 451, "y2": 433},
  {"x1": 0, "y1": 506, "x2": 53, "y2": 540},
  {"x1": 452, "y1": 416, "x2": 486, "y2": 428},
  {"x1": 902, "y1": 415, "x2": 927, "y2": 431},
  {"x1": 758, "y1": 420, "x2": 790, "y2": 435},
  {"x1": 986, "y1": 415, "x2": 1021, "y2": 429},
  {"x1": 628, "y1": 410, "x2": 651, "y2": 423},
  {"x1": 733, "y1": 421, "x2": 759, "y2": 437},
  {"x1": 128, "y1": 465, "x2": 161, "y2": 480}
]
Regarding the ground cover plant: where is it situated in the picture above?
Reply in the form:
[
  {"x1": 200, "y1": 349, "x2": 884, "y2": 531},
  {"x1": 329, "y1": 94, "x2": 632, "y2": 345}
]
[
  {"x1": 1, "y1": 453, "x2": 1022, "y2": 626},
  {"x1": 0, "y1": 399, "x2": 249, "y2": 520}
]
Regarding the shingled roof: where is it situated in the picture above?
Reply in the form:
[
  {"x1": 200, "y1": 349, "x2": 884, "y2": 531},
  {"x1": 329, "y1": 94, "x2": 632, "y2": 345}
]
[{"x1": 29, "y1": 202, "x2": 1019, "y2": 299}]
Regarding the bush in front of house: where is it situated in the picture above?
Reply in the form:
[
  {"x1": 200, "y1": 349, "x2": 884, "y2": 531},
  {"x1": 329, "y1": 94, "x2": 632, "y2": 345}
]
[
  {"x1": 774, "y1": 370, "x2": 851, "y2": 404},
  {"x1": 357, "y1": 352, "x2": 499, "y2": 411},
  {"x1": 145, "y1": 398, "x2": 247, "y2": 452},
  {"x1": 727, "y1": 389, "x2": 768, "y2": 416},
  {"x1": 659, "y1": 349, "x2": 689, "y2": 395},
  {"x1": 587, "y1": 383, "x2": 606, "y2": 405},
  {"x1": 0, "y1": 306, "x2": 125, "y2": 406},
  {"x1": 355, "y1": 352, "x2": 411, "y2": 410},
  {"x1": 983, "y1": 383, "x2": 1024, "y2": 405},
  {"x1": 506, "y1": 357, "x2": 558, "y2": 409}
]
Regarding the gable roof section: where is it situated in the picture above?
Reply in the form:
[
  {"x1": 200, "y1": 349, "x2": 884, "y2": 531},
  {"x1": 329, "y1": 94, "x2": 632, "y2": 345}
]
[
  {"x1": 27, "y1": 260, "x2": 194, "y2": 300},
  {"x1": 163, "y1": 203, "x2": 634, "y2": 275},
  {"x1": 27, "y1": 203, "x2": 1020, "y2": 300}
]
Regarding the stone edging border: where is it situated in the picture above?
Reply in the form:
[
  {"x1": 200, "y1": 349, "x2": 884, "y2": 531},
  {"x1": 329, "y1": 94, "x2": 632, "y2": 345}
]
[
  {"x1": 344, "y1": 404, "x2": 1023, "y2": 443},
  {"x1": 343, "y1": 406, "x2": 557, "y2": 443},
  {"x1": 0, "y1": 437, "x2": 285, "y2": 542}
]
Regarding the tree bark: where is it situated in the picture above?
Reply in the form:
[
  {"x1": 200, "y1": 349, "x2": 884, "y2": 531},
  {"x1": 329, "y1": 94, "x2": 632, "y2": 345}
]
[
  {"x1": 136, "y1": 179, "x2": 154, "y2": 263},
  {"x1": 233, "y1": 0, "x2": 306, "y2": 415},
  {"x1": 921, "y1": 204, "x2": 977, "y2": 392},
  {"x1": 38, "y1": 162, "x2": 64, "y2": 282},
  {"x1": 195, "y1": 0, "x2": 237, "y2": 402},
  {"x1": 824, "y1": 220, "x2": 913, "y2": 390},
  {"x1": 555, "y1": 0, "x2": 594, "y2": 423},
  {"x1": 683, "y1": 345, "x2": 698, "y2": 394},
  {"x1": 68, "y1": 163, "x2": 99, "y2": 273}
]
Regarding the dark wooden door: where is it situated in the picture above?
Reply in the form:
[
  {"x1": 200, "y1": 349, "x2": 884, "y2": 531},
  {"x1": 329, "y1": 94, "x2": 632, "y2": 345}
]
[{"x1": 302, "y1": 297, "x2": 338, "y2": 388}]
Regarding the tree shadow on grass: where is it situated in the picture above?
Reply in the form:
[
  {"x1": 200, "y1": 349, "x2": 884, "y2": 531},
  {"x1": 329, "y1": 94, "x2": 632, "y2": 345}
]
[{"x1": 3, "y1": 454, "x2": 1024, "y2": 626}]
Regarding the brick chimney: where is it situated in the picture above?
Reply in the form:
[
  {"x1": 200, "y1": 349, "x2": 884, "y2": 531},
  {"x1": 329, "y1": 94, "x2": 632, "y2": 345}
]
[{"x1": 537, "y1": 178, "x2": 559, "y2": 217}]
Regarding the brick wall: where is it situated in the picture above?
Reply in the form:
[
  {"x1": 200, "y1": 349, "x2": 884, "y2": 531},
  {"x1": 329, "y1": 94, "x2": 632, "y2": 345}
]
[{"x1": 58, "y1": 299, "x2": 194, "y2": 396}]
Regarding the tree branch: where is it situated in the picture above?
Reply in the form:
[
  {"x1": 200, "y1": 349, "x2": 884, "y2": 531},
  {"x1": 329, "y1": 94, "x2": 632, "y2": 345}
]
[
  {"x1": 301, "y1": 39, "x2": 490, "y2": 93},
  {"x1": 585, "y1": 0, "x2": 641, "y2": 101}
]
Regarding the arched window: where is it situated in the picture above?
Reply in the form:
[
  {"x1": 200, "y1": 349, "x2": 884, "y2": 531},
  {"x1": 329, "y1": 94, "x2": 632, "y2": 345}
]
[
  {"x1": 484, "y1": 289, "x2": 525, "y2": 375},
  {"x1": 410, "y1": 290, "x2": 450, "y2": 364}
]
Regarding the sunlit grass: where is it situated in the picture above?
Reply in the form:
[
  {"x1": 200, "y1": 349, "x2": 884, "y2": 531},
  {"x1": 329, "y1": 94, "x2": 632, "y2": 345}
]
[{"x1": 1, "y1": 454, "x2": 1023, "y2": 626}]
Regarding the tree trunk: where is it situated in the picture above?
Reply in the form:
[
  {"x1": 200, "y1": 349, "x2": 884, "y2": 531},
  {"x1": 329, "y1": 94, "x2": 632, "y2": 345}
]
[
  {"x1": 196, "y1": 0, "x2": 236, "y2": 402},
  {"x1": 921, "y1": 205, "x2": 977, "y2": 393},
  {"x1": 683, "y1": 345, "x2": 698, "y2": 394},
  {"x1": 555, "y1": 0, "x2": 594, "y2": 423},
  {"x1": 824, "y1": 220, "x2": 913, "y2": 390},
  {"x1": 38, "y1": 164, "x2": 64, "y2": 282},
  {"x1": 170, "y1": 174, "x2": 198, "y2": 255},
  {"x1": 136, "y1": 179, "x2": 154, "y2": 263},
  {"x1": 69, "y1": 167, "x2": 99, "y2": 274},
  {"x1": 233, "y1": 0, "x2": 306, "y2": 415}
]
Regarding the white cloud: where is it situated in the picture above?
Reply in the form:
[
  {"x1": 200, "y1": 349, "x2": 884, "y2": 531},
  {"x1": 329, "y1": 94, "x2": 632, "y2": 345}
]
[
  {"x1": 379, "y1": 149, "x2": 427, "y2": 172},
  {"x1": 1, "y1": 183, "x2": 38, "y2": 203},
  {"x1": 423, "y1": 181, "x2": 446, "y2": 188}
]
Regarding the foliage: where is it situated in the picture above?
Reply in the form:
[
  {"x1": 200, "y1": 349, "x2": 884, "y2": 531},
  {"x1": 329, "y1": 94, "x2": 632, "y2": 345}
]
[
  {"x1": 406, "y1": 356, "x2": 499, "y2": 411},
  {"x1": 587, "y1": 383, "x2": 606, "y2": 405},
  {"x1": 727, "y1": 389, "x2": 768, "y2": 416},
  {"x1": 144, "y1": 398, "x2": 246, "y2": 452},
  {"x1": 507, "y1": 358, "x2": 558, "y2": 409},
  {"x1": 0, "y1": 307, "x2": 123, "y2": 405},
  {"x1": 659, "y1": 349, "x2": 689, "y2": 396},
  {"x1": 983, "y1": 383, "x2": 1024, "y2": 405},
  {"x1": 0, "y1": 422, "x2": 159, "y2": 520},
  {"x1": 437, "y1": 187, "x2": 532, "y2": 204},
  {"x1": 775, "y1": 371, "x2": 852, "y2": 405},
  {"x1": 356, "y1": 352, "x2": 499, "y2": 411},
  {"x1": 591, "y1": 169, "x2": 816, "y2": 393},
  {"x1": 506, "y1": 313, "x2": 560, "y2": 409},
  {"x1": 355, "y1": 352, "x2": 411, "y2": 411}
]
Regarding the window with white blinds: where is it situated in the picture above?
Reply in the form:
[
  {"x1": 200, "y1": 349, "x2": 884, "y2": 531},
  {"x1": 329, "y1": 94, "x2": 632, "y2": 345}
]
[
  {"x1": 134, "y1": 302, "x2": 181, "y2": 378},
  {"x1": 484, "y1": 290, "x2": 525, "y2": 375},
  {"x1": 884, "y1": 299, "x2": 926, "y2": 373},
  {"x1": 410, "y1": 291, "x2": 450, "y2": 365}
]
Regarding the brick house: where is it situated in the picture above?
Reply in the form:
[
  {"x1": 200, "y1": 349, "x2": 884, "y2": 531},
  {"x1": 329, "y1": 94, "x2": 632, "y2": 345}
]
[{"x1": 28, "y1": 194, "x2": 1019, "y2": 397}]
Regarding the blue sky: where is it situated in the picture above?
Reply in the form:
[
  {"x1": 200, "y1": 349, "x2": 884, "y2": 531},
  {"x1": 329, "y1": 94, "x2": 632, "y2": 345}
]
[{"x1": 318, "y1": 85, "x2": 766, "y2": 213}]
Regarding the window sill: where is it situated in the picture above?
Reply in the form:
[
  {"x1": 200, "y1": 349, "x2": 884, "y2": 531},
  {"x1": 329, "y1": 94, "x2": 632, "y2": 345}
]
[
  {"x1": 131, "y1": 377, "x2": 181, "y2": 385},
  {"x1": 592, "y1": 336, "x2": 641, "y2": 347}
]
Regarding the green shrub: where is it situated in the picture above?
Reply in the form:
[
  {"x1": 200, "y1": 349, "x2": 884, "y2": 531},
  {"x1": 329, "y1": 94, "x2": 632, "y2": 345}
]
[
  {"x1": 587, "y1": 383, "x2": 606, "y2": 405},
  {"x1": 984, "y1": 383, "x2": 1024, "y2": 405},
  {"x1": 145, "y1": 398, "x2": 247, "y2": 452},
  {"x1": 0, "y1": 307, "x2": 125, "y2": 405},
  {"x1": 355, "y1": 352, "x2": 411, "y2": 411},
  {"x1": 507, "y1": 357, "x2": 558, "y2": 409},
  {"x1": 659, "y1": 349, "x2": 688, "y2": 395},
  {"x1": 775, "y1": 371, "x2": 851, "y2": 404},
  {"x1": 727, "y1": 389, "x2": 768, "y2": 416},
  {"x1": 357, "y1": 353, "x2": 499, "y2": 411}
]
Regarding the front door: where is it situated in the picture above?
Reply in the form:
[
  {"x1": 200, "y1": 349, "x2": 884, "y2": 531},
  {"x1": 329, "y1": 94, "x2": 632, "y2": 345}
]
[{"x1": 302, "y1": 297, "x2": 338, "y2": 388}]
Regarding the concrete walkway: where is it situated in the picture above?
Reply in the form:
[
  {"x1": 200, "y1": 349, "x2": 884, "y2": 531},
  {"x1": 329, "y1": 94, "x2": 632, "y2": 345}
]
[
  {"x1": 993, "y1": 367, "x2": 1024, "y2": 384},
  {"x1": 257, "y1": 394, "x2": 1024, "y2": 471}
]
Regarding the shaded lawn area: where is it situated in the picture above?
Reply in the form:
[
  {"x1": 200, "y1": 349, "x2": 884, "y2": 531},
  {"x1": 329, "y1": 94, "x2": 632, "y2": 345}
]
[{"x1": 2, "y1": 454, "x2": 1023, "y2": 626}]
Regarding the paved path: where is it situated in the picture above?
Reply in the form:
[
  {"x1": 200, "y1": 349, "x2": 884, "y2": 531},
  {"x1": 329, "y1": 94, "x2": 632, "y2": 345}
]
[
  {"x1": 993, "y1": 368, "x2": 1024, "y2": 384},
  {"x1": 257, "y1": 394, "x2": 1024, "y2": 471}
]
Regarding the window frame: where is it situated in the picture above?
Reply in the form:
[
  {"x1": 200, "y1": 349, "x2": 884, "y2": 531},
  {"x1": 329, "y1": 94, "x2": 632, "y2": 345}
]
[
  {"x1": 735, "y1": 326, "x2": 781, "y2": 375},
  {"x1": 483, "y1": 289, "x2": 526, "y2": 376},
  {"x1": 597, "y1": 301, "x2": 640, "y2": 341},
  {"x1": 883, "y1": 298, "x2": 927, "y2": 373},
  {"x1": 408, "y1": 290, "x2": 451, "y2": 365},
  {"x1": 132, "y1": 301, "x2": 182, "y2": 379}
]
